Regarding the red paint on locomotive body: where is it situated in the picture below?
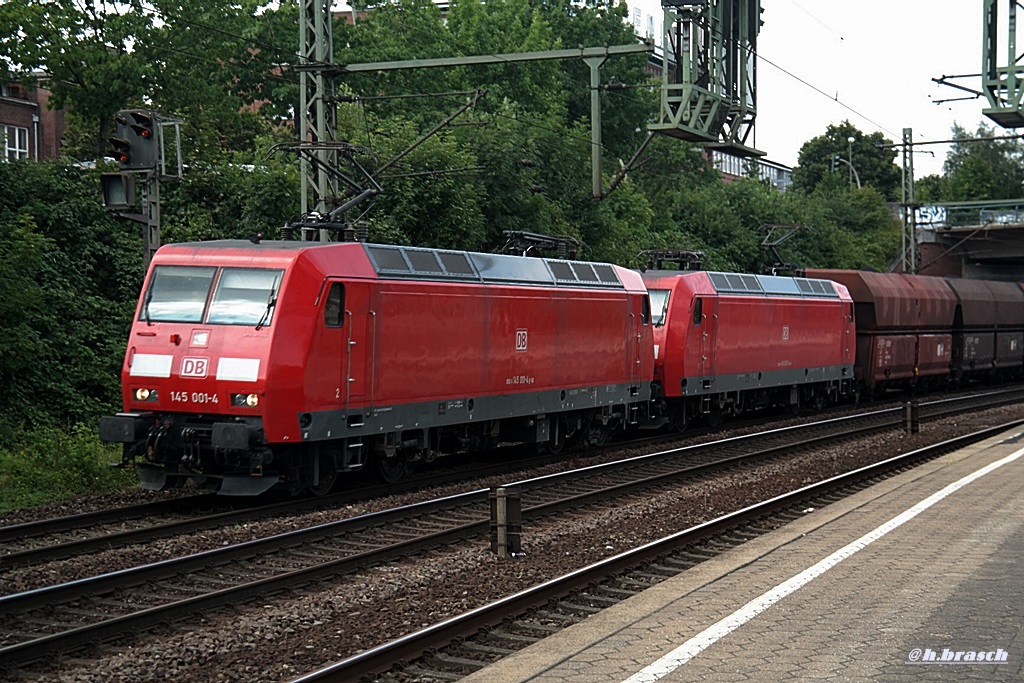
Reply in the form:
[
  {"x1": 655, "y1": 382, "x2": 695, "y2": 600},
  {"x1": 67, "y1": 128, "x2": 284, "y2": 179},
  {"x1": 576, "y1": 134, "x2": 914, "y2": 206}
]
[
  {"x1": 102, "y1": 240, "x2": 653, "y2": 494},
  {"x1": 642, "y1": 270, "x2": 855, "y2": 419}
]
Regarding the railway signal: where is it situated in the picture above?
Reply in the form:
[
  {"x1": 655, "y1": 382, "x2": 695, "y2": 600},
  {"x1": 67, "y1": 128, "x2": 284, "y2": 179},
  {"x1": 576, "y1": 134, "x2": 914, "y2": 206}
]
[
  {"x1": 102, "y1": 108, "x2": 179, "y2": 268},
  {"x1": 108, "y1": 109, "x2": 159, "y2": 171}
]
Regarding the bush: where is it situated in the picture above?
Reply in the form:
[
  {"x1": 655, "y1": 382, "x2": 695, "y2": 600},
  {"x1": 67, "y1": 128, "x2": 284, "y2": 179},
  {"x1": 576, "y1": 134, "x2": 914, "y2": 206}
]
[{"x1": 0, "y1": 424, "x2": 136, "y2": 513}]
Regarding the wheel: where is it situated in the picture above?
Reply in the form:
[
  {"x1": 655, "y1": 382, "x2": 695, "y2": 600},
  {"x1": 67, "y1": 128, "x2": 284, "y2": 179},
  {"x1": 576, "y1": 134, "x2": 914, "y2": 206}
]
[
  {"x1": 730, "y1": 393, "x2": 745, "y2": 417},
  {"x1": 706, "y1": 411, "x2": 723, "y2": 428},
  {"x1": 812, "y1": 392, "x2": 827, "y2": 412},
  {"x1": 543, "y1": 419, "x2": 566, "y2": 455},
  {"x1": 306, "y1": 451, "x2": 338, "y2": 496},
  {"x1": 672, "y1": 405, "x2": 689, "y2": 432},
  {"x1": 587, "y1": 423, "x2": 611, "y2": 447},
  {"x1": 377, "y1": 452, "x2": 411, "y2": 484}
]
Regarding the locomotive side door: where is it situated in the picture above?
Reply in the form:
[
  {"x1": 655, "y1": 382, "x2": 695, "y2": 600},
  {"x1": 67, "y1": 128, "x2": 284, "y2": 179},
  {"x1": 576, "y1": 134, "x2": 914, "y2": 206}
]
[
  {"x1": 844, "y1": 301, "x2": 855, "y2": 363},
  {"x1": 695, "y1": 295, "x2": 719, "y2": 384},
  {"x1": 321, "y1": 280, "x2": 370, "y2": 409},
  {"x1": 626, "y1": 294, "x2": 649, "y2": 394}
]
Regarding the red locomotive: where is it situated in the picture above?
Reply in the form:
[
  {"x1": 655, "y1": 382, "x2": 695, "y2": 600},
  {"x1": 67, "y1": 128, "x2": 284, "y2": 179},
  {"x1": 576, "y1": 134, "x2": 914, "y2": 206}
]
[
  {"x1": 100, "y1": 241, "x2": 654, "y2": 495},
  {"x1": 642, "y1": 269, "x2": 856, "y2": 428}
]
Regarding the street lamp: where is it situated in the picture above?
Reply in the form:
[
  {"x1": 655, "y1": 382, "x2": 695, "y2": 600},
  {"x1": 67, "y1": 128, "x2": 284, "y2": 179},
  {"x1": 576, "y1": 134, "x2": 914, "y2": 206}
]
[
  {"x1": 831, "y1": 154, "x2": 861, "y2": 189},
  {"x1": 847, "y1": 136, "x2": 855, "y2": 185}
]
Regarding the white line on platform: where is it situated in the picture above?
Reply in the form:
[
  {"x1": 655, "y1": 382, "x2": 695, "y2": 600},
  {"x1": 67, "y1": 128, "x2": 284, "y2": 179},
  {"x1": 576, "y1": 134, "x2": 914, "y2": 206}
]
[{"x1": 622, "y1": 437, "x2": 1024, "y2": 683}]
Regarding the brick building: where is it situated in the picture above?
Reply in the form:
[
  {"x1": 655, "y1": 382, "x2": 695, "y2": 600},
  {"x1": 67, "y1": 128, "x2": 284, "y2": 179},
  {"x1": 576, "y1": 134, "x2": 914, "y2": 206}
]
[{"x1": 0, "y1": 81, "x2": 66, "y2": 161}]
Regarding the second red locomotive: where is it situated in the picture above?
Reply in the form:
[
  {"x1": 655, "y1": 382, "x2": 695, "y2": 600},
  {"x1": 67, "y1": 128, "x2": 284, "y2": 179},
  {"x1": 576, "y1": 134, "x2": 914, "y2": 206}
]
[{"x1": 642, "y1": 269, "x2": 856, "y2": 429}]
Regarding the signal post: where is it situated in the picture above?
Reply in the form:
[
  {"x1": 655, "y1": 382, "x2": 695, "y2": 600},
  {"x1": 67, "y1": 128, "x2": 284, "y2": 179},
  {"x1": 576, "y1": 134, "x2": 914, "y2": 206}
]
[{"x1": 101, "y1": 109, "x2": 181, "y2": 268}]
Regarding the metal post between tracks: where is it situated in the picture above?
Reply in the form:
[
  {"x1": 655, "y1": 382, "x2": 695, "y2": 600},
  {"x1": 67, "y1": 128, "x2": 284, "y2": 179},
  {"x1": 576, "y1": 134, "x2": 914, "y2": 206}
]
[
  {"x1": 489, "y1": 486, "x2": 522, "y2": 558},
  {"x1": 903, "y1": 400, "x2": 920, "y2": 434}
]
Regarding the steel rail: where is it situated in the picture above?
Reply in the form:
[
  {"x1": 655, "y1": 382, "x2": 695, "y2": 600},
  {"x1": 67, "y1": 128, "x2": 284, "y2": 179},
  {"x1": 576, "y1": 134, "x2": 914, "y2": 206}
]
[
  {"x1": 0, "y1": 495, "x2": 214, "y2": 544},
  {"x1": 5, "y1": 387, "x2": 1017, "y2": 570},
  {"x1": 292, "y1": 419, "x2": 1024, "y2": 682},
  {"x1": 1, "y1": 390, "x2": 1020, "y2": 672}
]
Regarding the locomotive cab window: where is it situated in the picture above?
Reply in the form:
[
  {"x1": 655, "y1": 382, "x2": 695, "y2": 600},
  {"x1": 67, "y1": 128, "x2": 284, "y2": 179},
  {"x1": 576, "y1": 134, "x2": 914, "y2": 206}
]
[
  {"x1": 648, "y1": 289, "x2": 670, "y2": 326},
  {"x1": 692, "y1": 297, "x2": 703, "y2": 325},
  {"x1": 207, "y1": 268, "x2": 283, "y2": 326},
  {"x1": 141, "y1": 266, "x2": 216, "y2": 323},
  {"x1": 325, "y1": 283, "x2": 345, "y2": 327},
  {"x1": 141, "y1": 266, "x2": 283, "y2": 326}
]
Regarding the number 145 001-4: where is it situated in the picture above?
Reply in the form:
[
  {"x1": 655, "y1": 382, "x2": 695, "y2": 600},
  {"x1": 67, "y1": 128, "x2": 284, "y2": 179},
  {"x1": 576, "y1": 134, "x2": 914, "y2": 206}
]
[{"x1": 171, "y1": 391, "x2": 219, "y2": 404}]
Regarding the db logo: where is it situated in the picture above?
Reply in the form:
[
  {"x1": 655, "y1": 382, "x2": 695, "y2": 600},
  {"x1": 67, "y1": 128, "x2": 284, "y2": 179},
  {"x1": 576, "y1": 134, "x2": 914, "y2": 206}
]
[
  {"x1": 515, "y1": 329, "x2": 528, "y2": 352},
  {"x1": 181, "y1": 357, "x2": 209, "y2": 378}
]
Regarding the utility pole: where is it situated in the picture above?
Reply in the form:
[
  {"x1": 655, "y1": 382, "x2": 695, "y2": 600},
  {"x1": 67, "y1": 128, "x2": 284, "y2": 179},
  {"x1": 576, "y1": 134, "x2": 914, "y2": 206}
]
[
  {"x1": 901, "y1": 127, "x2": 917, "y2": 273},
  {"x1": 299, "y1": 0, "x2": 338, "y2": 241}
]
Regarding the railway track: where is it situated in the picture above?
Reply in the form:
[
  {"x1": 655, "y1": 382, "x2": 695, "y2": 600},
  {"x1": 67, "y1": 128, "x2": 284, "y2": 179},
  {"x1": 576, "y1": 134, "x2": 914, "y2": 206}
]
[
  {"x1": 296, "y1": 418, "x2": 1024, "y2": 683},
  {"x1": 1, "y1": 387, "x2": 1019, "y2": 675},
  {"x1": 1, "y1": 386, "x2": 1007, "y2": 575},
  {"x1": 0, "y1": 446, "x2": 571, "y2": 573}
]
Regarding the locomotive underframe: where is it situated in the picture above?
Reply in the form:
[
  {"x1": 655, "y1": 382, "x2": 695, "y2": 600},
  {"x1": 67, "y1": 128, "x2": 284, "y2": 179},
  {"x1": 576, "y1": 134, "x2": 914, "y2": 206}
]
[
  {"x1": 657, "y1": 367, "x2": 855, "y2": 431},
  {"x1": 102, "y1": 380, "x2": 652, "y2": 495}
]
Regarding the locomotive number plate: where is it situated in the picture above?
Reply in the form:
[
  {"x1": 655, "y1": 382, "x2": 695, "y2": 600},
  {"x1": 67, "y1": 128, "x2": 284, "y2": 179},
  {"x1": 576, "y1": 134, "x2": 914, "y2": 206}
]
[{"x1": 170, "y1": 391, "x2": 220, "y2": 404}]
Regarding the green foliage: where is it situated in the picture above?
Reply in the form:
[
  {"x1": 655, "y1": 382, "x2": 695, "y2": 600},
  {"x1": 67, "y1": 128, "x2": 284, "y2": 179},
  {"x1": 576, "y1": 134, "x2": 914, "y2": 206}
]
[
  {"x1": 0, "y1": 161, "x2": 142, "y2": 441},
  {"x1": 0, "y1": 0, "x2": 296, "y2": 161},
  {"x1": 0, "y1": 426, "x2": 135, "y2": 512},
  {"x1": 161, "y1": 151, "x2": 301, "y2": 243},
  {"x1": 927, "y1": 123, "x2": 1024, "y2": 201},
  {"x1": 791, "y1": 121, "x2": 901, "y2": 200},
  {"x1": 0, "y1": 0, "x2": 157, "y2": 155}
]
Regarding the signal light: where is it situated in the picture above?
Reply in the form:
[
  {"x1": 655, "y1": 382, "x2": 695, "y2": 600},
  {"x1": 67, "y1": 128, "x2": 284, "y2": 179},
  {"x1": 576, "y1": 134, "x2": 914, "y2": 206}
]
[
  {"x1": 111, "y1": 109, "x2": 159, "y2": 171},
  {"x1": 109, "y1": 138, "x2": 131, "y2": 165},
  {"x1": 128, "y1": 110, "x2": 155, "y2": 140},
  {"x1": 100, "y1": 172, "x2": 136, "y2": 209}
]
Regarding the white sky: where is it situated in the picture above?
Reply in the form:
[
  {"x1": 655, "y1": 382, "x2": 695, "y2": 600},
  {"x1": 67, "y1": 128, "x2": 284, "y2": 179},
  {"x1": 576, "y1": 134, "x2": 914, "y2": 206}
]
[{"x1": 754, "y1": 0, "x2": 988, "y2": 178}]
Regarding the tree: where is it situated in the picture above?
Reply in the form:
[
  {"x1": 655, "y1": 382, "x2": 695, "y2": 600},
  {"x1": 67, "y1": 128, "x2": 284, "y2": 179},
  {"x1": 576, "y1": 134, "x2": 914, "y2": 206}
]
[
  {"x1": 0, "y1": 0, "x2": 296, "y2": 160},
  {"x1": 791, "y1": 121, "x2": 901, "y2": 200},
  {"x1": 0, "y1": 0, "x2": 157, "y2": 157},
  {"x1": 937, "y1": 123, "x2": 1024, "y2": 201},
  {"x1": 0, "y1": 161, "x2": 143, "y2": 441}
]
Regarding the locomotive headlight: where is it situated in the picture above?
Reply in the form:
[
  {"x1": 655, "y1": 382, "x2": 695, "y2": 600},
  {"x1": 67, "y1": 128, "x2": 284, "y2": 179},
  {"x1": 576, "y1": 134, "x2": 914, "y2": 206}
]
[
  {"x1": 134, "y1": 388, "x2": 158, "y2": 402},
  {"x1": 231, "y1": 393, "x2": 260, "y2": 408}
]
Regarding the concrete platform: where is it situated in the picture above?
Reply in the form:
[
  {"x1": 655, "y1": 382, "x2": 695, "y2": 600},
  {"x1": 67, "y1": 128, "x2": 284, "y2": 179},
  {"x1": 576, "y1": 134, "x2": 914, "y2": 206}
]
[{"x1": 462, "y1": 424, "x2": 1024, "y2": 682}]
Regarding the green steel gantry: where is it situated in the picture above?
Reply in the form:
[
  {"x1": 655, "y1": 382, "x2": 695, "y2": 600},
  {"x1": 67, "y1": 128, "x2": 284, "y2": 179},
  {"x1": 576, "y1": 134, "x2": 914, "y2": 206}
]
[
  {"x1": 650, "y1": 0, "x2": 763, "y2": 156},
  {"x1": 983, "y1": 0, "x2": 1024, "y2": 127},
  {"x1": 295, "y1": 0, "x2": 763, "y2": 223}
]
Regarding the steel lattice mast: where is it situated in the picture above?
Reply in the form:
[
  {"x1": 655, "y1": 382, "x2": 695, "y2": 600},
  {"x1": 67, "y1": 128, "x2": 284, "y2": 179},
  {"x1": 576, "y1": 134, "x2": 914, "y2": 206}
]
[
  {"x1": 299, "y1": 0, "x2": 338, "y2": 239},
  {"x1": 983, "y1": 0, "x2": 1024, "y2": 126}
]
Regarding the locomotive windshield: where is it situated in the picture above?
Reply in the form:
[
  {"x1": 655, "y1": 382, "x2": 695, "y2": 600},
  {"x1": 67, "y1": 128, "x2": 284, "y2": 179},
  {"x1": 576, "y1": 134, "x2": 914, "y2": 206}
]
[
  {"x1": 648, "y1": 289, "x2": 670, "y2": 326},
  {"x1": 142, "y1": 266, "x2": 216, "y2": 322},
  {"x1": 141, "y1": 266, "x2": 283, "y2": 326},
  {"x1": 208, "y1": 268, "x2": 283, "y2": 325}
]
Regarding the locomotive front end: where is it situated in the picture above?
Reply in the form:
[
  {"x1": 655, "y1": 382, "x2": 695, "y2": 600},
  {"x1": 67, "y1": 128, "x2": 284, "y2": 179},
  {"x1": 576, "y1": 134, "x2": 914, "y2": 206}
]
[{"x1": 100, "y1": 245, "x2": 291, "y2": 495}]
